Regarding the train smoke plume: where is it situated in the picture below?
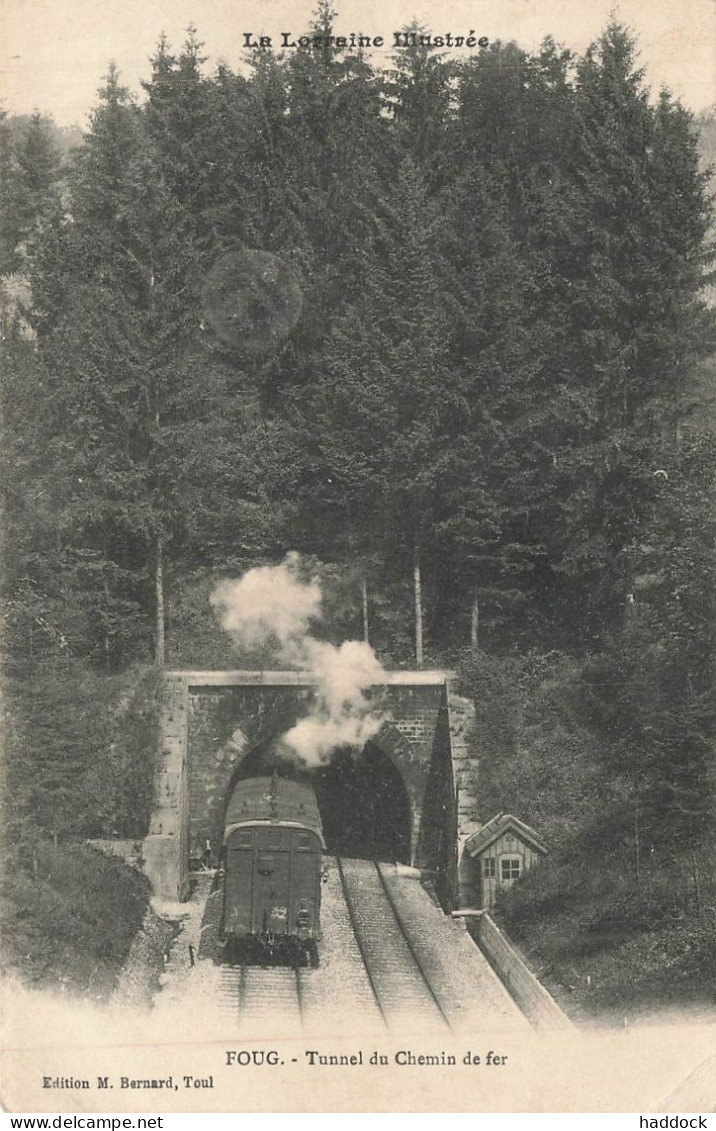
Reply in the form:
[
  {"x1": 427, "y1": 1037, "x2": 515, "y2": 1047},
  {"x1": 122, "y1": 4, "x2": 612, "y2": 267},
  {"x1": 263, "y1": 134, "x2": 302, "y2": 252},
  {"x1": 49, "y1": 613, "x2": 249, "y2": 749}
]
[
  {"x1": 210, "y1": 551, "x2": 321, "y2": 654},
  {"x1": 210, "y1": 553, "x2": 385, "y2": 765},
  {"x1": 283, "y1": 639, "x2": 384, "y2": 763}
]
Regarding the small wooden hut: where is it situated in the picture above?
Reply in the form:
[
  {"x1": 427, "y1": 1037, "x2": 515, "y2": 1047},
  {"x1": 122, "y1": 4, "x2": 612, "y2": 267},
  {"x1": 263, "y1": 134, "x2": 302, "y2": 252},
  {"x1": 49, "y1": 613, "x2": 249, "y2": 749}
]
[{"x1": 464, "y1": 814, "x2": 546, "y2": 909}]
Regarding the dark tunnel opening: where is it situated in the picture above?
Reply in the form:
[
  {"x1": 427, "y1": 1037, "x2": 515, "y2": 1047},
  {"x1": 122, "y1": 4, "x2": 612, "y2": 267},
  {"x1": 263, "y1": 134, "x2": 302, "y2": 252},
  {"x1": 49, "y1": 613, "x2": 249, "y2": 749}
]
[
  {"x1": 312, "y1": 742, "x2": 411, "y2": 863},
  {"x1": 225, "y1": 739, "x2": 411, "y2": 864}
]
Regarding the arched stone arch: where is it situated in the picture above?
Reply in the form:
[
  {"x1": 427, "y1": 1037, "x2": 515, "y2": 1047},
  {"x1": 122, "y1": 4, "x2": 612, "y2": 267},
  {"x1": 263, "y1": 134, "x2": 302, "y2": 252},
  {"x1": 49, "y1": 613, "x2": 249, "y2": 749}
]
[
  {"x1": 368, "y1": 721, "x2": 425, "y2": 865},
  {"x1": 200, "y1": 724, "x2": 249, "y2": 859},
  {"x1": 187, "y1": 685, "x2": 315, "y2": 856},
  {"x1": 146, "y1": 672, "x2": 459, "y2": 902}
]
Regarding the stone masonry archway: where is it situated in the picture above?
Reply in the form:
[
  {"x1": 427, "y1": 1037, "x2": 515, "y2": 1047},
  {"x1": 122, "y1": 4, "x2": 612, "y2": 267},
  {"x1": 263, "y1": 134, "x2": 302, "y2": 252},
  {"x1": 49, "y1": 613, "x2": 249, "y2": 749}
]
[{"x1": 144, "y1": 671, "x2": 469, "y2": 904}]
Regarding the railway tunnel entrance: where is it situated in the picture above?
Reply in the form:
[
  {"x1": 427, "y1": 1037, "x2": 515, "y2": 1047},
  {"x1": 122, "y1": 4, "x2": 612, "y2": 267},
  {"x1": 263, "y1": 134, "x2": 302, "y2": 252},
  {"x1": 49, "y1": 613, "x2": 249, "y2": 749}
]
[
  {"x1": 313, "y1": 742, "x2": 411, "y2": 864},
  {"x1": 219, "y1": 738, "x2": 411, "y2": 865},
  {"x1": 144, "y1": 671, "x2": 462, "y2": 904}
]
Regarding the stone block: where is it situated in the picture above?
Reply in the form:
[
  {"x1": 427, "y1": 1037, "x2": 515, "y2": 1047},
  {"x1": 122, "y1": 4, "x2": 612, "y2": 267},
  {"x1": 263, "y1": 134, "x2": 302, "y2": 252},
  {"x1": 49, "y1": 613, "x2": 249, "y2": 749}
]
[
  {"x1": 143, "y1": 833, "x2": 185, "y2": 901},
  {"x1": 148, "y1": 805, "x2": 179, "y2": 836},
  {"x1": 161, "y1": 736, "x2": 185, "y2": 760},
  {"x1": 457, "y1": 797, "x2": 477, "y2": 811},
  {"x1": 161, "y1": 719, "x2": 186, "y2": 739}
]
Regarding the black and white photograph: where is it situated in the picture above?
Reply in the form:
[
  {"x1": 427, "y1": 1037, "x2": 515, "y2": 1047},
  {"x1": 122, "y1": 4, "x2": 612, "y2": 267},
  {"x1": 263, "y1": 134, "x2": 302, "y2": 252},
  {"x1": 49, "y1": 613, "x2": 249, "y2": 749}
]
[{"x1": 1, "y1": 0, "x2": 714, "y2": 1115}]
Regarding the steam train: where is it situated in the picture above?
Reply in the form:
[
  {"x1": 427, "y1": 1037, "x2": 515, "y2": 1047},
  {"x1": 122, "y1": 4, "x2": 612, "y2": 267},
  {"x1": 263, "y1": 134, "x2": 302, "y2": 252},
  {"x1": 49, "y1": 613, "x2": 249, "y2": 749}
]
[{"x1": 220, "y1": 774, "x2": 325, "y2": 965}]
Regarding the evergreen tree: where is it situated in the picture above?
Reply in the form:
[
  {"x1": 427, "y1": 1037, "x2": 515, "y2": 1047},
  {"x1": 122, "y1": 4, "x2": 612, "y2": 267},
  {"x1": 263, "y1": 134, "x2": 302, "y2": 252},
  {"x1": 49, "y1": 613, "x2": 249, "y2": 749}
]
[
  {"x1": 26, "y1": 56, "x2": 294, "y2": 667},
  {"x1": 384, "y1": 23, "x2": 456, "y2": 179},
  {"x1": 546, "y1": 23, "x2": 714, "y2": 634},
  {"x1": 442, "y1": 40, "x2": 579, "y2": 647},
  {"x1": 10, "y1": 112, "x2": 62, "y2": 258},
  {"x1": 0, "y1": 109, "x2": 18, "y2": 276},
  {"x1": 294, "y1": 155, "x2": 451, "y2": 662}
]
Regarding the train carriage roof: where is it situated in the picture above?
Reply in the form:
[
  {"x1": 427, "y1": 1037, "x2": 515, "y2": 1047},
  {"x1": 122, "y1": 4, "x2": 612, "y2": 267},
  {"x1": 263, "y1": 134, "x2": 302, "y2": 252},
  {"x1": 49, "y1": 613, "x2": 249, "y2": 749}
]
[{"x1": 223, "y1": 775, "x2": 325, "y2": 846}]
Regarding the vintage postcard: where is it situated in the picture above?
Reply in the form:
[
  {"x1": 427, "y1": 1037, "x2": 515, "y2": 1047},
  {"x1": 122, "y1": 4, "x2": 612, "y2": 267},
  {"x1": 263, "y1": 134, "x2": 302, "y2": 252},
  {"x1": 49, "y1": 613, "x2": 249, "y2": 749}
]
[{"x1": 1, "y1": 0, "x2": 714, "y2": 1115}]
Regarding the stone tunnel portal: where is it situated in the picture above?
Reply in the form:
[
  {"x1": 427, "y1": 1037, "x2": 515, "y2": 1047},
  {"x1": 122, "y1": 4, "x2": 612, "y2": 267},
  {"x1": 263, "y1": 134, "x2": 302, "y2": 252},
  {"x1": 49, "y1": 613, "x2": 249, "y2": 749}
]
[
  {"x1": 144, "y1": 671, "x2": 465, "y2": 905},
  {"x1": 221, "y1": 738, "x2": 412, "y2": 863}
]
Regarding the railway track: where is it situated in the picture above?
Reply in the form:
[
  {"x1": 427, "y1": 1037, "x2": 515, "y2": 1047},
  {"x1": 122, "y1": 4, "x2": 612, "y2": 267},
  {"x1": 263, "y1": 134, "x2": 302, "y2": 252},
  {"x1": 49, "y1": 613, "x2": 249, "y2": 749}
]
[
  {"x1": 217, "y1": 963, "x2": 304, "y2": 1033},
  {"x1": 337, "y1": 856, "x2": 451, "y2": 1032},
  {"x1": 210, "y1": 856, "x2": 521, "y2": 1034}
]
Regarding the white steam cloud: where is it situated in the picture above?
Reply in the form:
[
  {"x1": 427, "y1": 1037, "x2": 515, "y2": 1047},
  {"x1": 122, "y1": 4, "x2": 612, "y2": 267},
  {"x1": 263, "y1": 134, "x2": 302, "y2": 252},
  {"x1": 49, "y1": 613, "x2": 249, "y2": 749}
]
[
  {"x1": 283, "y1": 639, "x2": 385, "y2": 762},
  {"x1": 210, "y1": 553, "x2": 385, "y2": 766},
  {"x1": 209, "y1": 550, "x2": 321, "y2": 655}
]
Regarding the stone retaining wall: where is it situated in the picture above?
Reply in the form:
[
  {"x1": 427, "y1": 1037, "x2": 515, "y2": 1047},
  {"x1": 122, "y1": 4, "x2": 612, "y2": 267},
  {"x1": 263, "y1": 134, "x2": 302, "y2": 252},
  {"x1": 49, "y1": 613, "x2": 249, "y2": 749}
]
[
  {"x1": 446, "y1": 685, "x2": 481, "y2": 906},
  {"x1": 143, "y1": 676, "x2": 190, "y2": 902},
  {"x1": 470, "y1": 912, "x2": 573, "y2": 1030}
]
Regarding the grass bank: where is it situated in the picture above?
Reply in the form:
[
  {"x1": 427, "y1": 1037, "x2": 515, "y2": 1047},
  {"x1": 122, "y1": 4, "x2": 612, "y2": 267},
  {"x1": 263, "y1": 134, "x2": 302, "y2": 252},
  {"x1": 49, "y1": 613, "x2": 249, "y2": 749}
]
[{"x1": 1, "y1": 840, "x2": 154, "y2": 1000}]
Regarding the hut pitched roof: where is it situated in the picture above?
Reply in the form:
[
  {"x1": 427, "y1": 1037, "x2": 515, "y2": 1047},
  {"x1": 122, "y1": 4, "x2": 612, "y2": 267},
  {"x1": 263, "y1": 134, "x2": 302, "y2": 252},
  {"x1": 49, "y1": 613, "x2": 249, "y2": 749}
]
[{"x1": 465, "y1": 813, "x2": 547, "y2": 857}]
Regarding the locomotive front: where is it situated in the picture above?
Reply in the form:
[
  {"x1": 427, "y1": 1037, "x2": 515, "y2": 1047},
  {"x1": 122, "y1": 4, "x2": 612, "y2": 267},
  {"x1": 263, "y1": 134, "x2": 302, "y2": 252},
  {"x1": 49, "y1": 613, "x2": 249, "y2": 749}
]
[{"x1": 220, "y1": 773, "x2": 325, "y2": 965}]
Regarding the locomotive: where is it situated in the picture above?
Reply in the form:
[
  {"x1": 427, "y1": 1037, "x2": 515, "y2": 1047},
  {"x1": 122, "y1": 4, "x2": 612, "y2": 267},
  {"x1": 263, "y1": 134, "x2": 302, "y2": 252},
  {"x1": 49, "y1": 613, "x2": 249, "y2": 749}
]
[{"x1": 220, "y1": 773, "x2": 325, "y2": 965}]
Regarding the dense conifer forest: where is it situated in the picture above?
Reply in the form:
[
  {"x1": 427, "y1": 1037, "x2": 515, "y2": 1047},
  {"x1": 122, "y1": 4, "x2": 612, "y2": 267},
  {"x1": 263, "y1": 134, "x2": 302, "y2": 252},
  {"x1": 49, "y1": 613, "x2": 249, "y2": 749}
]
[{"x1": 1, "y1": 4, "x2": 714, "y2": 1015}]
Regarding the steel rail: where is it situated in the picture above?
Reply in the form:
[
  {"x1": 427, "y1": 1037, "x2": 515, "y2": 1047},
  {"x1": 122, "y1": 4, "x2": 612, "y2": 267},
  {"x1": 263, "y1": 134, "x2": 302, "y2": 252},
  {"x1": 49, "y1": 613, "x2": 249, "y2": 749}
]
[
  {"x1": 335, "y1": 856, "x2": 387, "y2": 1027},
  {"x1": 373, "y1": 860, "x2": 451, "y2": 1029}
]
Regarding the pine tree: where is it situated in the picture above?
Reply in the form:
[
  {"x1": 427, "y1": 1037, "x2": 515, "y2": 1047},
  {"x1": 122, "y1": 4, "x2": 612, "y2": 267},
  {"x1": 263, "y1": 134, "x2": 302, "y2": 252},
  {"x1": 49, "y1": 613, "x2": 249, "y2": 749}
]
[
  {"x1": 293, "y1": 155, "x2": 451, "y2": 662},
  {"x1": 545, "y1": 23, "x2": 715, "y2": 634},
  {"x1": 0, "y1": 109, "x2": 19, "y2": 276},
  {"x1": 439, "y1": 41, "x2": 579, "y2": 647},
  {"x1": 23, "y1": 56, "x2": 295, "y2": 667},
  {"x1": 10, "y1": 113, "x2": 62, "y2": 259},
  {"x1": 384, "y1": 23, "x2": 456, "y2": 179}
]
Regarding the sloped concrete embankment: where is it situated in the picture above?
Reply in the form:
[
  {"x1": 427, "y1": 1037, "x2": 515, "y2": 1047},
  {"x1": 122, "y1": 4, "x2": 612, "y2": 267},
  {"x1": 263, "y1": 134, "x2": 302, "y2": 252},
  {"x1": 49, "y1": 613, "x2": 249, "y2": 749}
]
[{"x1": 468, "y1": 912, "x2": 573, "y2": 1030}]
